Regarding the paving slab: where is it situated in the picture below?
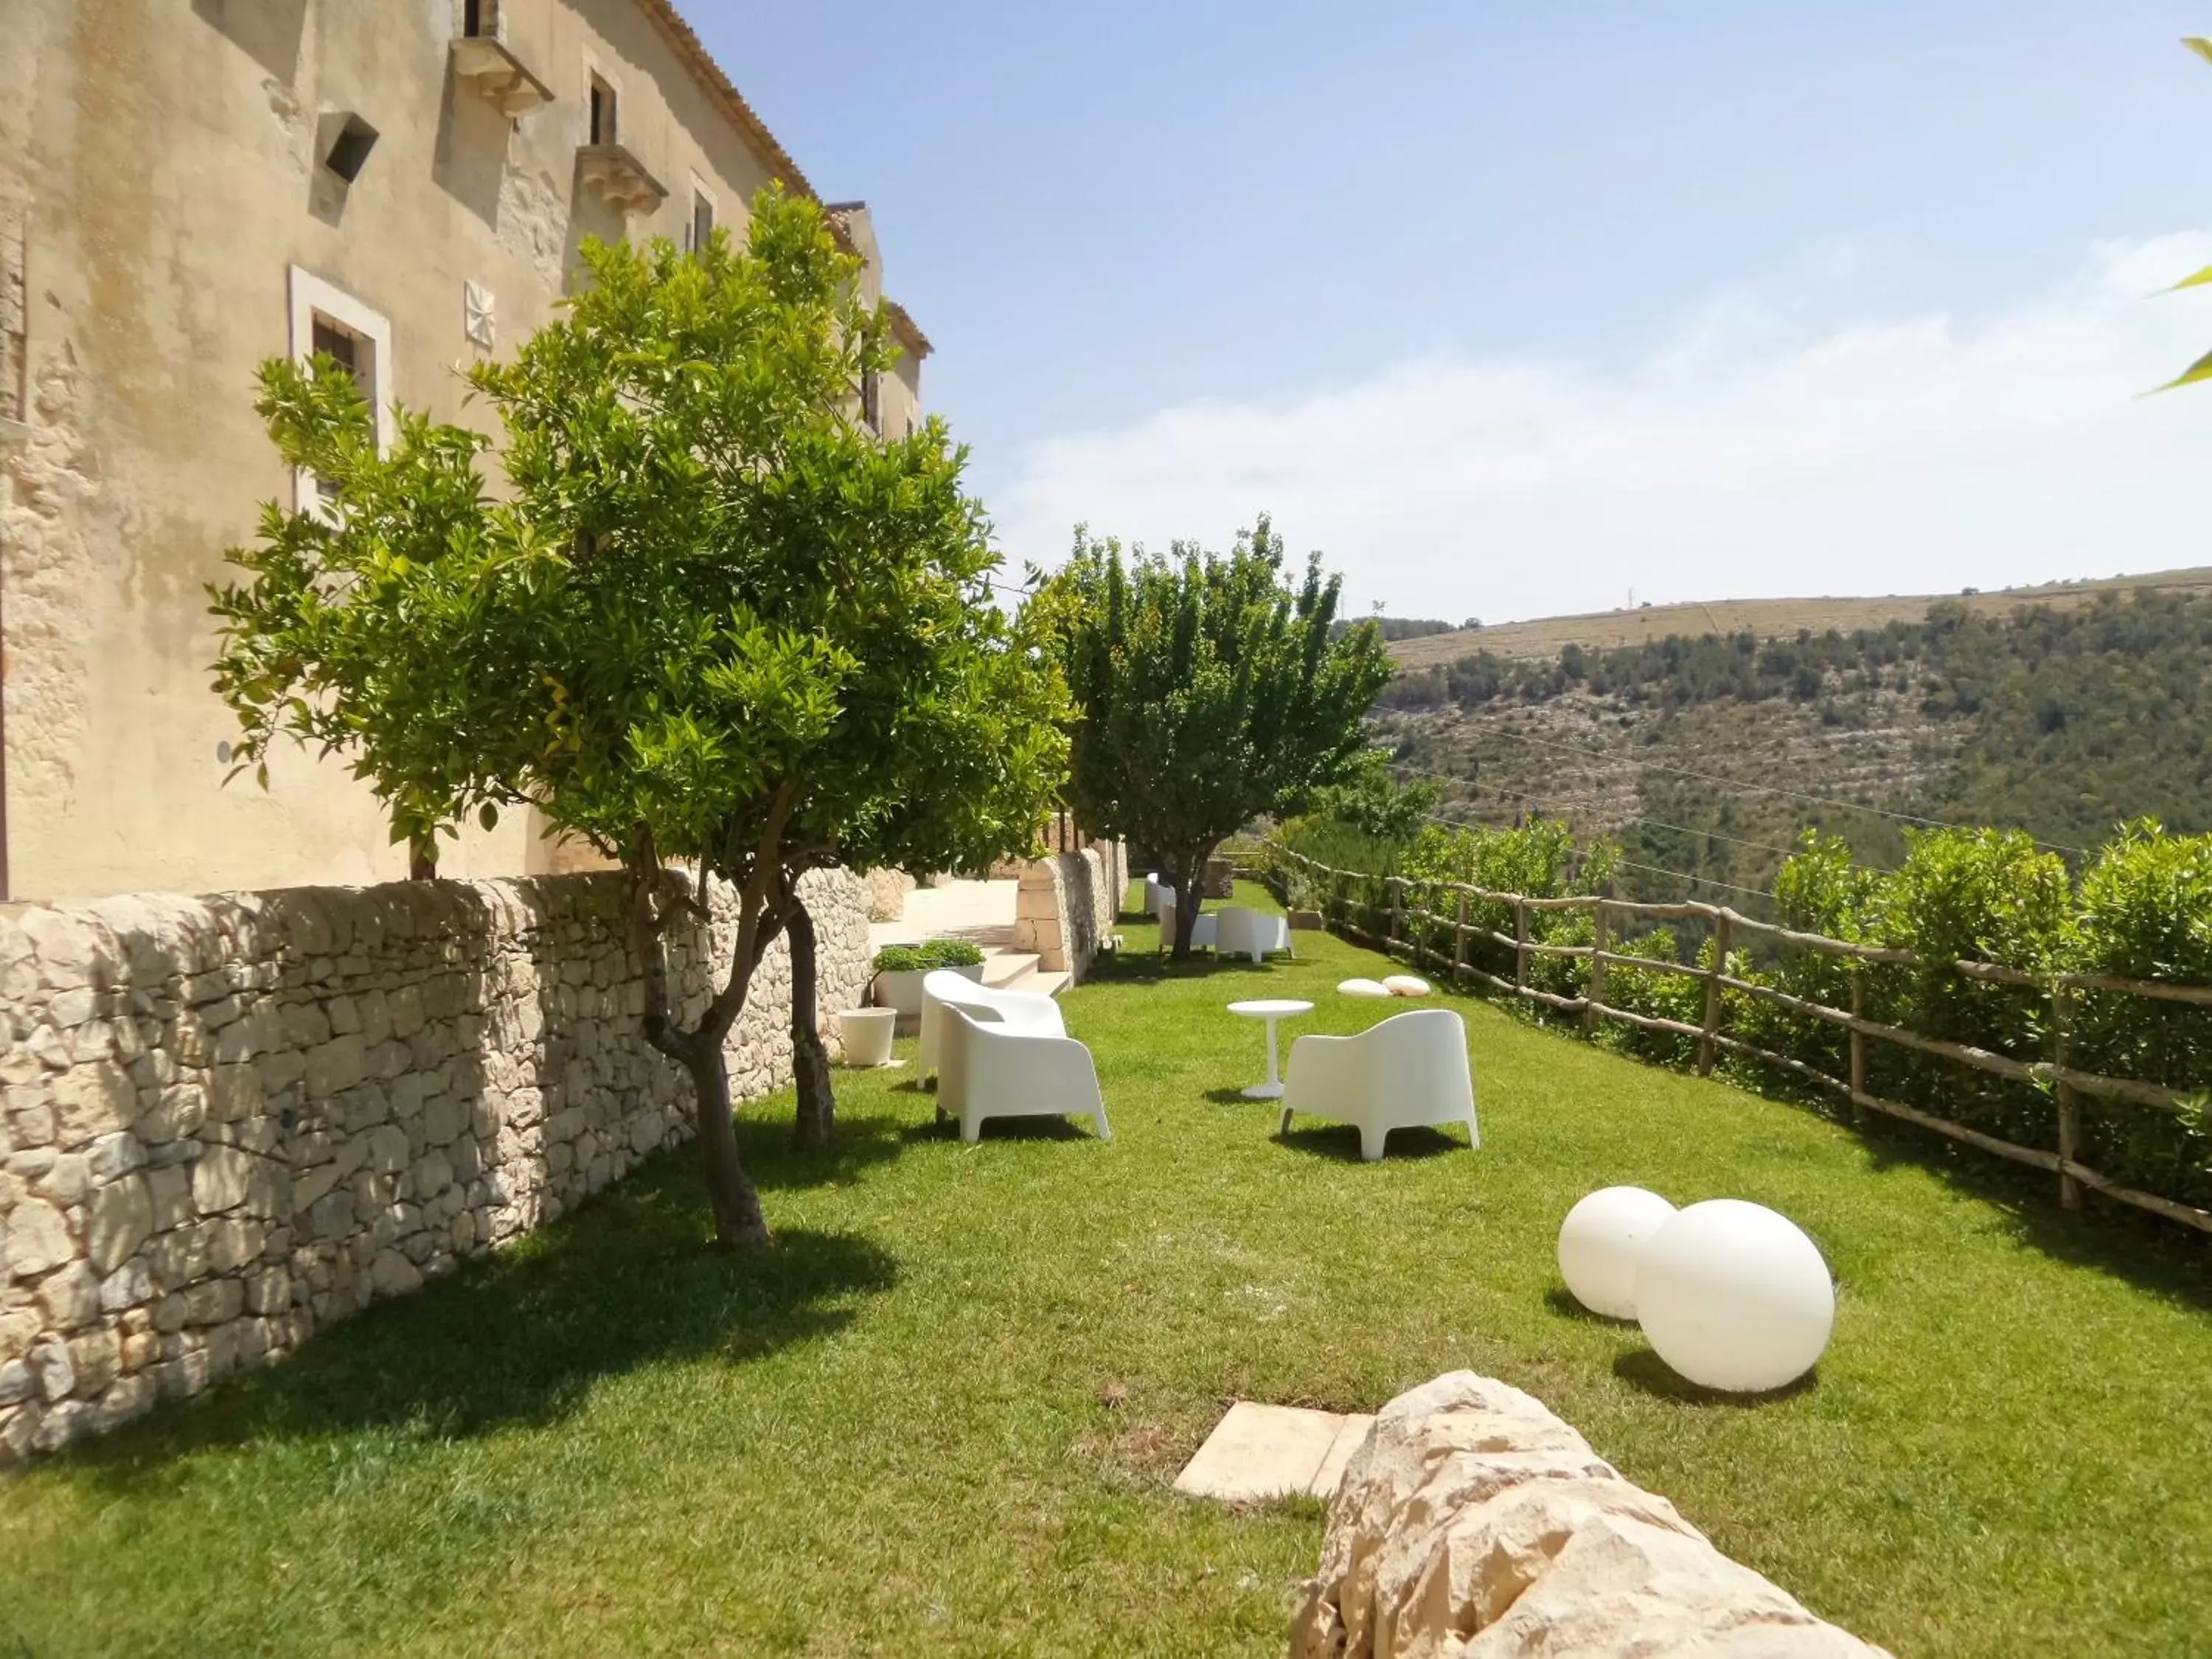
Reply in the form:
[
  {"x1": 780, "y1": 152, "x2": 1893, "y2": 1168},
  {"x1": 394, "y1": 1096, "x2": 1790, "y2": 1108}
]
[{"x1": 1173, "y1": 1401, "x2": 1377, "y2": 1501}]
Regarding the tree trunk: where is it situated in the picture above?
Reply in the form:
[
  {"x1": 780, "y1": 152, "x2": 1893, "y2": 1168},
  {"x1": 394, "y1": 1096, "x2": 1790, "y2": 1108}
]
[
  {"x1": 683, "y1": 1041, "x2": 768, "y2": 1248},
  {"x1": 787, "y1": 896, "x2": 835, "y2": 1151},
  {"x1": 408, "y1": 832, "x2": 437, "y2": 881},
  {"x1": 1168, "y1": 845, "x2": 1215, "y2": 961},
  {"x1": 624, "y1": 852, "x2": 778, "y2": 1249}
]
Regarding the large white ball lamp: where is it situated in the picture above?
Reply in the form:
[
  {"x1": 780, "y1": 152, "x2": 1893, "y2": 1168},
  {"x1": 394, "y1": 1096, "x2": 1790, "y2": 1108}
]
[
  {"x1": 1557, "y1": 1186, "x2": 1677, "y2": 1320},
  {"x1": 1635, "y1": 1200, "x2": 1835, "y2": 1393}
]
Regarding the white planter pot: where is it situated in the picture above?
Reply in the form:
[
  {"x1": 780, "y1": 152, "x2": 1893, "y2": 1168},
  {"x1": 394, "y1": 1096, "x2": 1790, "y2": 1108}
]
[
  {"x1": 837, "y1": 1008, "x2": 898, "y2": 1068},
  {"x1": 872, "y1": 960, "x2": 984, "y2": 1015}
]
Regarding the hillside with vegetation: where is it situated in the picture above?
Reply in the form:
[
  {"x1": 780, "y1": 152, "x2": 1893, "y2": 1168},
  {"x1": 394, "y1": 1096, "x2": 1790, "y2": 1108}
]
[
  {"x1": 1371, "y1": 588, "x2": 2212, "y2": 905},
  {"x1": 1383, "y1": 565, "x2": 2212, "y2": 669}
]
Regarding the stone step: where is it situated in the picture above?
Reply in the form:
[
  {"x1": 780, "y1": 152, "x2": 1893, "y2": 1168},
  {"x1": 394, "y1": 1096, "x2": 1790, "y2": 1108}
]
[{"x1": 979, "y1": 949, "x2": 1039, "y2": 989}]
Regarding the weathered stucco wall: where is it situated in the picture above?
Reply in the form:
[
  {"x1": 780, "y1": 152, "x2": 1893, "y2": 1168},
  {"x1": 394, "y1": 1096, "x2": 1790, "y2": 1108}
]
[
  {"x1": 0, "y1": 865, "x2": 869, "y2": 1463},
  {"x1": 0, "y1": 0, "x2": 923, "y2": 902},
  {"x1": 1012, "y1": 843, "x2": 1126, "y2": 984}
]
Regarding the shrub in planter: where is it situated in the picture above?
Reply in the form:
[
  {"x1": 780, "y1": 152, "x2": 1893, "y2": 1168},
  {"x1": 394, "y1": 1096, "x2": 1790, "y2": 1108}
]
[{"x1": 872, "y1": 938, "x2": 987, "y2": 1014}]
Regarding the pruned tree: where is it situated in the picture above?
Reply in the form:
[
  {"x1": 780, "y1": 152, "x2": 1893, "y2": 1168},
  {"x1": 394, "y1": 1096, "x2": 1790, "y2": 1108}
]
[
  {"x1": 1039, "y1": 519, "x2": 1392, "y2": 959},
  {"x1": 209, "y1": 189, "x2": 1066, "y2": 1245}
]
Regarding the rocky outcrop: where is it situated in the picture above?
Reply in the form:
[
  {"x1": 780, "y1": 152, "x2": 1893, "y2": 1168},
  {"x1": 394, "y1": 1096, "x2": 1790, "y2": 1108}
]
[
  {"x1": 1291, "y1": 1371, "x2": 1889, "y2": 1658},
  {"x1": 0, "y1": 867, "x2": 870, "y2": 1463}
]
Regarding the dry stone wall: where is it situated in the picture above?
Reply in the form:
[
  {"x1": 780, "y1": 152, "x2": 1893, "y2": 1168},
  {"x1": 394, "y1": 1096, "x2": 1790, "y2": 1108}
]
[
  {"x1": 0, "y1": 868, "x2": 869, "y2": 1463},
  {"x1": 1013, "y1": 843, "x2": 1127, "y2": 984}
]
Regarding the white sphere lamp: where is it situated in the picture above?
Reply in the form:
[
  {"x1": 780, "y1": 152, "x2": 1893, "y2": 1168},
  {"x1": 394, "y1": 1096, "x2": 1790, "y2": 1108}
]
[
  {"x1": 1557, "y1": 1186, "x2": 1677, "y2": 1320},
  {"x1": 1634, "y1": 1200, "x2": 1835, "y2": 1393}
]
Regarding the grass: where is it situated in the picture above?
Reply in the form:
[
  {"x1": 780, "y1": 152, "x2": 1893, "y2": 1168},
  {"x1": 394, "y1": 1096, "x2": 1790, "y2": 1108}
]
[{"x1": 3, "y1": 881, "x2": 2209, "y2": 1656}]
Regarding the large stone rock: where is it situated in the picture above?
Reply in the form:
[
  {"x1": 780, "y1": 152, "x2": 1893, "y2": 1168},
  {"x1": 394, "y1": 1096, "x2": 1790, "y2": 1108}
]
[
  {"x1": 86, "y1": 1174, "x2": 154, "y2": 1272},
  {"x1": 6, "y1": 1199, "x2": 73, "y2": 1280},
  {"x1": 1290, "y1": 1371, "x2": 1889, "y2": 1658},
  {"x1": 52, "y1": 1060, "x2": 138, "y2": 1147}
]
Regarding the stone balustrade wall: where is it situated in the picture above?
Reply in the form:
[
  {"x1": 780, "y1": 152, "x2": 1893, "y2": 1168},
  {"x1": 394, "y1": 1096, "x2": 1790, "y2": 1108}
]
[{"x1": 0, "y1": 867, "x2": 870, "y2": 1463}]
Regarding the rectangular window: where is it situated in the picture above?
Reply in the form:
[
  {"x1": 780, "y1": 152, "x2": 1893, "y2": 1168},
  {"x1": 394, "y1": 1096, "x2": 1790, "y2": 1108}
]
[
  {"x1": 860, "y1": 366, "x2": 881, "y2": 436},
  {"x1": 588, "y1": 73, "x2": 617, "y2": 145},
  {"x1": 689, "y1": 187, "x2": 714, "y2": 254},
  {"x1": 288, "y1": 265, "x2": 394, "y2": 513},
  {"x1": 461, "y1": 0, "x2": 500, "y2": 38}
]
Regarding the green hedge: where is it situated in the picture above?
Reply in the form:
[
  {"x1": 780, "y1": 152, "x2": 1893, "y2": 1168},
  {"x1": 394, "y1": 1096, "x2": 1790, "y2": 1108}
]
[
  {"x1": 1269, "y1": 815, "x2": 2212, "y2": 1220},
  {"x1": 872, "y1": 938, "x2": 987, "y2": 974}
]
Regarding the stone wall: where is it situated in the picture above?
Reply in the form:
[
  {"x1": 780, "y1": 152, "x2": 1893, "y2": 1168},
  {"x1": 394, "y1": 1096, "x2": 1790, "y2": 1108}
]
[
  {"x1": 1012, "y1": 843, "x2": 1127, "y2": 984},
  {"x1": 859, "y1": 867, "x2": 916, "y2": 924},
  {"x1": 0, "y1": 867, "x2": 870, "y2": 1463},
  {"x1": 1293, "y1": 1371, "x2": 1888, "y2": 1657}
]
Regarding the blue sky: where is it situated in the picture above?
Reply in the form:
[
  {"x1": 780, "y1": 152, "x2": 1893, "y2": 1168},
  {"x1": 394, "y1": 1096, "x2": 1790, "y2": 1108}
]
[{"x1": 698, "y1": 2, "x2": 2212, "y2": 622}]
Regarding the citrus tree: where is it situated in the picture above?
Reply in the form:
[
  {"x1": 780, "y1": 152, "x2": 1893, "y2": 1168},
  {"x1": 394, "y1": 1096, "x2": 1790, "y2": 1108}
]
[
  {"x1": 210, "y1": 189, "x2": 1065, "y2": 1245},
  {"x1": 1039, "y1": 520, "x2": 1391, "y2": 959}
]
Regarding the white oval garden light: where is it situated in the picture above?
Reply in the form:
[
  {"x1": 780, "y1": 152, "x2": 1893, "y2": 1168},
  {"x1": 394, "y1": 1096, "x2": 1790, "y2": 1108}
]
[
  {"x1": 1634, "y1": 1199, "x2": 1835, "y2": 1393},
  {"x1": 1557, "y1": 1186, "x2": 1677, "y2": 1320}
]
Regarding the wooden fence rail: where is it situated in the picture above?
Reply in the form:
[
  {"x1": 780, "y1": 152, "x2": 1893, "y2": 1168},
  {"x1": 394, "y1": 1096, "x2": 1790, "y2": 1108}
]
[{"x1": 1265, "y1": 844, "x2": 2212, "y2": 1236}]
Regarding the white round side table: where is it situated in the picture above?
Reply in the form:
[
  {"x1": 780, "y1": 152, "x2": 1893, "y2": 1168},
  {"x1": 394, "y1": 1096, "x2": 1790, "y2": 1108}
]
[{"x1": 1227, "y1": 998, "x2": 1315, "y2": 1099}]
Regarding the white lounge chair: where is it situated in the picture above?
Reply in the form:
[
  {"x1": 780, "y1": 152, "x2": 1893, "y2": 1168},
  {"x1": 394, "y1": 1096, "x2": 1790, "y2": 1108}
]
[
  {"x1": 1156, "y1": 896, "x2": 1218, "y2": 952},
  {"x1": 1144, "y1": 872, "x2": 1174, "y2": 920},
  {"x1": 1217, "y1": 907, "x2": 1293, "y2": 963},
  {"x1": 1279, "y1": 1008, "x2": 1478, "y2": 1161},
  {"x1": 917, "y1": 968, "x2": 1065, "y2": 1079},
  {"x1": 938, "y1": 1004, "x2": 1112, "y2": 1144}
]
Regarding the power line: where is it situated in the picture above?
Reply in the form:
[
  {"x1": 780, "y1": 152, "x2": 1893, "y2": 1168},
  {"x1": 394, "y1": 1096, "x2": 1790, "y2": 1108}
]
[
  {"x1": 1441, "y1": 724, "x2": 2087, "y2": 856},
  {"x1": 1388, "y1": 761, "x2": 1808, "y2": 860},
  {"x1": 1419, "y1": 809, "x2": 1778, "y2": 903}
]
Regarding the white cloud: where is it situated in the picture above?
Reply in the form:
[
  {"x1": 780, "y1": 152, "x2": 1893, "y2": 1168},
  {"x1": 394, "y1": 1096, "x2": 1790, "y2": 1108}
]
[{"x1": 992, "y1": 234, "x2": 2212, "y2": 623}]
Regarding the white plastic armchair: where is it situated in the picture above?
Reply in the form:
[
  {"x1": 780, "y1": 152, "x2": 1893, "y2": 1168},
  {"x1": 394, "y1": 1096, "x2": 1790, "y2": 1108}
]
[
  {"x1": 1278, "y1": 1008, "x2": 1478, "y2": 1161},
  {"x1": 1156, "y1": 897, "x2": 1217, "y2": 951},
  {"x1": 917, "y1": 969, "x2": 1065, "y2": 1079},
  {"x1": 1216, "y1": 907, "x2": 1293, "y2": 963},
  {"x1": 1144, "y1": 872, "x2": 1173, "y2": 920},
  {"x1": 938, "y1": 1004, "x2": 1112, "y2": 1144}
]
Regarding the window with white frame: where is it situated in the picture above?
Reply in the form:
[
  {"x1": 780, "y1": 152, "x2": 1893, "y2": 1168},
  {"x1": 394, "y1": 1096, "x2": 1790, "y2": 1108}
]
[
  {"x1": 687, "y1": 181, "x2": 716, "y2": 253},
  {"x1": 288, "y1": 265, "x2": 394, "y2": 512}
]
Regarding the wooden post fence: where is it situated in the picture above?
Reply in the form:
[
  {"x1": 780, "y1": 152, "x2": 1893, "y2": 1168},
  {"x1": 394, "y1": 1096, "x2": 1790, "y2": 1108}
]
[
  {"x1": 1697, "y1": 911, "x2": 1731, "y2": 1077},
  {"x1": 1583, "y1": 899, "x2": 1610, "y2": 1036},
  {"x1": 1261, "y1": 840, "x2": 2212, "y2": 1237},
  {"x1": 2054, "y1": 982, "x2": 2081, "y2": 1213}
]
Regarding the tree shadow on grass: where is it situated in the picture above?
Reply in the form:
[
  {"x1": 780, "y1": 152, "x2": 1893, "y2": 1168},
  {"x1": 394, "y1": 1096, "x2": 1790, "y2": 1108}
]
[
  {"x1": 1845, "y1": 1116, "x2": 2212, "y2": 1318},
  {"x1": 1610, "y1": 1349, "x2": 1819, "y2": 1408},
  {"x1": 62, "y1": 1155, "x2": 897, "y2": 1492},
  {"x1": 1543, "y1": 1285, "x2": 1633, "y2": 1327},
  {"x1": 1272, "y1": 1124, "x2": 1470, "y2": 1164},
  {"x1": 736, "y1": 1105, "x2": 916, "y2": 1193},
  {"x1": 897, "y1": 1114, "x2": 1095, "y2": 1144},
  {"x1": 1082, "y1": 952, "x2": 1287, "y2": 990}
]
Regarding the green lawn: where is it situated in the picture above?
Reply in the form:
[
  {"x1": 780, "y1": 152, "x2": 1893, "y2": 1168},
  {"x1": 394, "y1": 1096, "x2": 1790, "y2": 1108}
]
[{"x1": 4, "y1": 882, "x2": 2209, "y2": 1657}]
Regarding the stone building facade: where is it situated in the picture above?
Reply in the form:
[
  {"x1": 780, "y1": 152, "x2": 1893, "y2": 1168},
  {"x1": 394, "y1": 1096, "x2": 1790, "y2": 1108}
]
[
  {"x1": 0, "y1": 866, "x2": 873, "y2": 1462},
  {"x1": 0, "y1": 0, "x2": 932, "y2": 902}
]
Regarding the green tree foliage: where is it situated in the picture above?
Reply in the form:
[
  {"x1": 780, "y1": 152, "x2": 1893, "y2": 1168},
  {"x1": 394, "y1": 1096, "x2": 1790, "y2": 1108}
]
[
  {"x1": 1040, "y1": 521, "x2": 1392, "y2": 957},
  {"x1": 1304, "y1": 748, "x2": 1441, "y2": 843},
  {"x1": 209, "y1": 190, "x2": 1066, "y2": 1245}
]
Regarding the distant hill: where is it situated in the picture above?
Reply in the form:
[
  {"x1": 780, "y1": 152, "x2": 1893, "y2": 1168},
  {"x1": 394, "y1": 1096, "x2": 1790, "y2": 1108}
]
[
  {"x1": 1385, "y1": 566, "x2": 2212, "y2": 668},
  {"x1": 1374, "y1": 585, "x2": 2212, "y2": 908}
]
